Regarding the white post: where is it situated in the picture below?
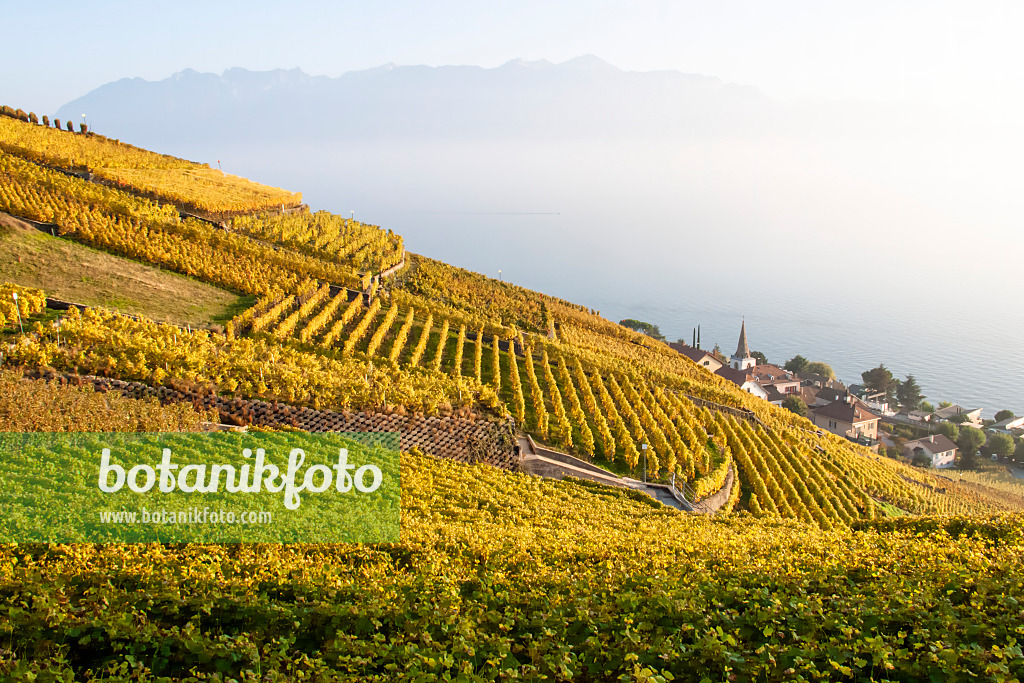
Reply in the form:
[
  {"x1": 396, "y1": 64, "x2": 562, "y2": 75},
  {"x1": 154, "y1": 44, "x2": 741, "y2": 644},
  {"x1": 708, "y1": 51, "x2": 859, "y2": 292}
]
[{"x1": 11, "y1": 292, "x2": 24, "y2": 334}]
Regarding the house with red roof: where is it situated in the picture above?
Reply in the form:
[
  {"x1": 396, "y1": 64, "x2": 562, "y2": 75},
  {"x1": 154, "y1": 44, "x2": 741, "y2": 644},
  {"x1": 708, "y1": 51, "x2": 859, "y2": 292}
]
[
  {"x1": 810, "y1": 394, "x2": 880, "y2": 444},
  {"x1": 669, "y1": 341, "x2": 723, "y2": 373}
]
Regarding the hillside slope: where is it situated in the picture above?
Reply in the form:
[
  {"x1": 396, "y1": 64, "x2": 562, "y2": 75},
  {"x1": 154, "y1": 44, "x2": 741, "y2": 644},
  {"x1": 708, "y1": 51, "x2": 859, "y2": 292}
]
[{"x1": 0, "y1": 106, "x2": 1017, "y2": 526}]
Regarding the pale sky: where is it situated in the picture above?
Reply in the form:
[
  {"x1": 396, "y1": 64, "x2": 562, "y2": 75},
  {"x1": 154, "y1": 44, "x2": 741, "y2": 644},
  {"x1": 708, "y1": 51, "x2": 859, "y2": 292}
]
[{"x1": 4, "y1": 0, "x2": 1024, "y2": 124}]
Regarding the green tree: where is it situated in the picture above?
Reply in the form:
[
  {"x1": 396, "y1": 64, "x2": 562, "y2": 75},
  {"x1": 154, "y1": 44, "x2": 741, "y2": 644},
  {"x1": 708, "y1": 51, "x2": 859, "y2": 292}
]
[
  {"x1": 782, "y1": 395, "x2": 808, "y2": 417},
  {"x1": 957, "y1": 427, "x2": 985, "y2": 469},
  {"x1": 750, "y1": 350, "x2": 767, "y2": 365},
  {"x1": 805, "y1": 361, "x2": 835, "y2": 379},
  {"x1": 921, "y1": 401, "x2": 935, "y2": 413},
  {"x1": 987, "y1": 433, "x2": 1015, "y2": 460},
  {"x1": 1014, "y1": 440, "x2": 1024, "y2": 463},
  {"x1": 936, "y1": 421, "x2": 959, "y2": 442},
  {"x1": 784, "y1": 355, "x2": 809, "y2": 374},
  {"x1": 862, "y1": 365, "x2": 896, "y2": 403},
  {"x1": 896, "y1": 374, "x2": 924, "y2": 412},
  {"x1": 994, "y1": 410, "x2": 1015, "y2": 422},
  {"x1": 618, "y1": 319, "x2": 665, "y2": 341}
]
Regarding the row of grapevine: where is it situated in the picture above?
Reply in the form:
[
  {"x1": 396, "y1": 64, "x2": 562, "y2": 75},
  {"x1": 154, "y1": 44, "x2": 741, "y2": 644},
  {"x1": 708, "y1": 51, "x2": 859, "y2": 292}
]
[
  {"x1": 232, "y1": 210, "x2": 404, "y2": 273},
  {"x1": 0, "y1": 116, "x2": 301, "y2": 215},
  {"x1": 214, "y1": 291, "x2": 999, "y2": 522},
  {"x1": 0, "y1": 282, "x2": 46, "y2": 329},
  {"x1": 0, "y1": 152, "x2": 358, "y2": 295},
  {"x1": 5, "y1": 445, "x2": 1023, "y2": 681}
]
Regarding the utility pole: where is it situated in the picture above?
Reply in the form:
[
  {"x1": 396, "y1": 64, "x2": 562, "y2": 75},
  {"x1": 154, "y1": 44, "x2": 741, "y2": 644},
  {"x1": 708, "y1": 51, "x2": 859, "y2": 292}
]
[{"x1": 641, "y1": 443, "x2": 648, "y2": 483}]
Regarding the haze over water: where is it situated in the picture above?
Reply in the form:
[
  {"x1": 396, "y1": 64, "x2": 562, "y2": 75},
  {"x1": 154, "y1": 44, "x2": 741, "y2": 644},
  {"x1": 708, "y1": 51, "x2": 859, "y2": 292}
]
[{"x1": 214, "y1": 135, "x2": 1022, "y2": 417}]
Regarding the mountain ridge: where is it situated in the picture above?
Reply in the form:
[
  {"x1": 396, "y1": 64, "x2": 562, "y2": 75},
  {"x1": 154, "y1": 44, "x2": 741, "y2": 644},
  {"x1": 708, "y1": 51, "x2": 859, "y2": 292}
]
[{"x1": 57, "y1": 56, "x2": 779, "y2": 145}]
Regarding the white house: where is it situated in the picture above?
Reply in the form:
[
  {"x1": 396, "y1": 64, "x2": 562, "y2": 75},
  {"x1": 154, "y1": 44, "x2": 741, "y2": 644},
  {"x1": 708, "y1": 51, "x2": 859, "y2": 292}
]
[
  {"x1": 989, "y1": 416, "x2": 1024, "y2": 435},
  {"x1": 715, "y1": 366, "x2": 769, "y2": 399},
  {"x1": 933, "y1": 404, "x2": 983, "y2": 426},
  {"x1": 902, "y1": 434, "x2": 958, "y2": 469}
]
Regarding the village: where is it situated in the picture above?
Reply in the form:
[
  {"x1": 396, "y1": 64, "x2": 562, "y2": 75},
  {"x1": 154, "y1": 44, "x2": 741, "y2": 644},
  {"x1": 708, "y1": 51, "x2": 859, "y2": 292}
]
[{"x1": 667, "y1": 322, "x2": 1024, "y2": 472}]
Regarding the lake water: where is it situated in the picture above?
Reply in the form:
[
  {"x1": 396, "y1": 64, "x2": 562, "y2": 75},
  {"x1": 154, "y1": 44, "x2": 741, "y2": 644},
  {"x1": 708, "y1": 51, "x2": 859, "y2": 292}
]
[{"x1": 184, "y1": 137, "x2": 1022, "y2": 416}]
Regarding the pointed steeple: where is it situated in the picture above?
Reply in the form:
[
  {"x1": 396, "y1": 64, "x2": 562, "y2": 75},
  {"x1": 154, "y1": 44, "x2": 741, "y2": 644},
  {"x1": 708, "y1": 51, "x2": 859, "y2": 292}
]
[{"x1": 735, "y1": 320, "x2": 750, "y2": 359}]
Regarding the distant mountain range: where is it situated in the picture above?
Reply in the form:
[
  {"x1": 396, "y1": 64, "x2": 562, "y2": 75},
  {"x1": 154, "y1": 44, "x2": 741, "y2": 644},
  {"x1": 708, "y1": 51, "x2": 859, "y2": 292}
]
[{"x1": 57, "y1": 56, "x2": 789, "y2": 145}]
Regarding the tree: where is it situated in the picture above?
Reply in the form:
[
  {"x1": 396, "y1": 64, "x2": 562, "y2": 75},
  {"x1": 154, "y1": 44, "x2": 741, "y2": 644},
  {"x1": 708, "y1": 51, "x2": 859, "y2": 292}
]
[
  {"x1": 896, "y1": 374, "x2": 924, "y2": 412},
  {"x1": 994, "y1": 410, "x2": 1015, "y2": 423},
  {"x1": 53, "y1": 118, "x2": 60, "y2": 130},
  {"x1": 79, "y1": 122, "x2": 88, "y2": 134},
  {"x1": 41, "y1": 115, "x2": 49, "y2": 127},
  {"x1": 936, "y1": 421, "x2": 959, "y2": 443},
  {"x1": 921, "y1": 401, "x2": 935, "y2": 413},
  {"x1": 806, "y1": 361, "x2": 835, "y2": 379},
  {"x1": 750, "y1": 350, "x2": 767, "y2": 365},
  {"x1": 1014, "y1": 440, "x2": 1024, "y2": 464},
  {"x1": 987, "y1": 433, "x2": 1014, "y2": 460},
  {"x1": 618, "y1": 319, "x2": 665, "y2": 341},
  {"x1": 957, "y1": 427, "x2": 985, "y2": 469},
  {"x1": 862, "y1": 365, "x2": 896, "y2": 403},
  {"x1": 66, "y1": 120, "x2": 74, "y2": 131},
  {"x1": 782, "y1": 395, "x2": 808, "y2": 418},
  {"x1": 784, "y1": 355, "x2": 809, "y2": 374},
  {"x1": 938, "y1": 401, "x2": 953, "y2": 409}
]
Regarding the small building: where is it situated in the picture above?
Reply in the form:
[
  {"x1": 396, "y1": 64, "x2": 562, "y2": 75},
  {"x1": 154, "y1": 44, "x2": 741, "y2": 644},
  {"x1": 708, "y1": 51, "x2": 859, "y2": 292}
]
[
  {"x1": 907, "y1": 410, "x2": 932, "y2": 423},
  {"x1": 810, "y1": 394, "x2": 880, "y2": 442},
  {"x1": 669, "y1": 342, "x2": 723, "y2": 373},
  {"x1": 715, "y1": 366, "x2": 769, "y2": 399},
  {"x1": 848, "y1": 383, "x2": 893, "y2": 416},
  {"x1": 806, "y1": 387, "x2": 847, "y2": 409},
  {"x1": 749, "y1": 363, "x2": 801, "y2": 397},
  {"x1": 932, "y1": 404, "x2": 983, "y2": 424},
  {"x1": 902, "y1": 434, "x2": 958, "y2": 469},
  {"x1": 800, "y1": 386, "x2": 824, "y2": 407},
  {"x1": 798, "y1": 372, "x2": 845, "y2": 391},
  {"x1": 988, "y1": 415, "x2": 1024, "y2": 435}
]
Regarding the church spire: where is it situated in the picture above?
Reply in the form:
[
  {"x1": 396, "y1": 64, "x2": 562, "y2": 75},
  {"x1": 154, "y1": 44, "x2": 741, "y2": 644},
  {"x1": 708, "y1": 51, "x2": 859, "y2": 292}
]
[
  {"x1": 735, "y1": 319, "x2": 750, "y2": 359},
  {"x1": 729, "y1": 320, "x2": 756, "y2": 370}
]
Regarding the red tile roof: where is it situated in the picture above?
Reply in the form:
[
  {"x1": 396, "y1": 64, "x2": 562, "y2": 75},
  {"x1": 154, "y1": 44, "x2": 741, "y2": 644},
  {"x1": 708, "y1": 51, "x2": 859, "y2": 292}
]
[{"x1": 812, "y1": 396, "x2": 879, "y2": 424}]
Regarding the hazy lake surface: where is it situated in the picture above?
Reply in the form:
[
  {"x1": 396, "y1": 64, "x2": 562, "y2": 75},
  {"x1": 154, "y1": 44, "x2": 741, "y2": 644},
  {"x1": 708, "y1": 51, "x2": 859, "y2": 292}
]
[{"x1": 193, "y1": 138, "x2": 1021, "y2": 416}]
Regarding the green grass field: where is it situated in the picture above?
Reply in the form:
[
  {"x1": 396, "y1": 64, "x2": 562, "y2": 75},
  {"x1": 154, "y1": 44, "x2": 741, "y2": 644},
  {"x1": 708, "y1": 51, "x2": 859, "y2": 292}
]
[{"x1": 0, "y1": 212, "x2": 249, "y2": 327}]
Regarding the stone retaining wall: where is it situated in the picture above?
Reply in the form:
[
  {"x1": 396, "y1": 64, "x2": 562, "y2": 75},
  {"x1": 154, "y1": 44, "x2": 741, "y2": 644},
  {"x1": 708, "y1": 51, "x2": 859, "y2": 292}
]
[
  {"x1": 20, "y1": 369, "x2": 520, "y2": 470},
  {"x1": 697, "y1": 465, "x2": 735, "y2": 513}
]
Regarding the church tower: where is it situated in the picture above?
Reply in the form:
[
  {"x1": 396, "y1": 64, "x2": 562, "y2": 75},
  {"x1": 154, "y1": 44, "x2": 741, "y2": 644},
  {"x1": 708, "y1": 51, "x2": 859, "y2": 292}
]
[{"x1": 729, "y1": 320, "x2": 756, "y2": 371}]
